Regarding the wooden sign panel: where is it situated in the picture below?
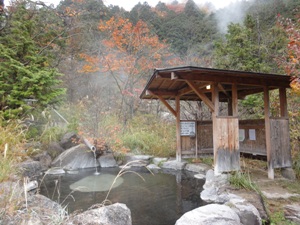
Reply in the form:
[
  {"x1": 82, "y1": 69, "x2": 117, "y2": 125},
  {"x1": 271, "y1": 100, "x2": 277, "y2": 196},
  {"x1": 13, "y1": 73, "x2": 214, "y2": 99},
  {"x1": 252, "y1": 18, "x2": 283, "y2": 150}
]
[{"x1": 180, "y1": 121, "x2": 196, "y2": 136}]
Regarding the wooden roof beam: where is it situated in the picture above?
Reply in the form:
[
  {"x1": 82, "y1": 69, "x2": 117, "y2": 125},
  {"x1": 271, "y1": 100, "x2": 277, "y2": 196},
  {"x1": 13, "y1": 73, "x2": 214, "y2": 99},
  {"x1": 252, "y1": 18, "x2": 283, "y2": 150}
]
[
  {"x1": 146, "y1": 90, "x2": 176, "y2": 116},
  {"x1": 156, "y1": 95, "x2": 177, "y2": 117},
  {"x1": 185, "y1": 80, "x2": 215, "y2": 112}
]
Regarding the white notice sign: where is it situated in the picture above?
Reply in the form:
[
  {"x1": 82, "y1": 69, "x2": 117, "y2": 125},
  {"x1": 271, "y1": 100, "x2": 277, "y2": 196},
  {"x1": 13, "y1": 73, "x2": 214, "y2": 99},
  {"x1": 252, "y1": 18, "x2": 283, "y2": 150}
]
[
  {"x1": 249, "y1": 129, "x2": 256, "y2": 140},
  {"x1": 180, "y1": 121, "x2": 196, "y2": 136}
]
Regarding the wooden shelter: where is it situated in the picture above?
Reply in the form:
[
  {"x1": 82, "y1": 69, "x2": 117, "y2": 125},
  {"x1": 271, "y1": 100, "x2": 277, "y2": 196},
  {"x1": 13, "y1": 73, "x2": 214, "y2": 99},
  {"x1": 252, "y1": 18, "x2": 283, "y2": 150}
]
[{"x1": 140, "y1": 66, "x2": 292, "y2": 179}]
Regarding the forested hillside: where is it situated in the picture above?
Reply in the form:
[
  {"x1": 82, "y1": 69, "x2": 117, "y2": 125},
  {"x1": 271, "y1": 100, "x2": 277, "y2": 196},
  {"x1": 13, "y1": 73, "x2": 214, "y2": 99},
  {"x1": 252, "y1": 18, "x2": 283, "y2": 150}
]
[{"x1": 0, "y1": 0, "x2": 299, "y2": 166}]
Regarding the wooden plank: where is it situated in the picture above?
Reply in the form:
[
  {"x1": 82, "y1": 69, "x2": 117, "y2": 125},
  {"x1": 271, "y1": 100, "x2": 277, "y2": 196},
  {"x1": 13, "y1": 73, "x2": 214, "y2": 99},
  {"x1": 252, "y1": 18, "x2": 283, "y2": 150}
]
[
  {"x1": 185, "y1": 80, "x2": 215, "y2": 112},
  {"x1": 156, "y1": 95, "x2": 177, "y2": 117},
  {"x1": 264, "y1": 86, "x2": 274, "y2": 179},
  {"x1": 176, "y1": 96, "x2": 181, "y2": 162},
  {"x1": 279, "y1": 88, "x2": 288, "y2": 117},
  {"x1": 270, "y1": 118, "x2": 292, "y2": 168},
  {"x1": 212, "y1": 83, "x2": 219, "y2": 174},
  {"x1": 232, "y1": 83, "x2": 238, "y2": 117},
  {"x1": 215, "y1": 117, "x2": 240, "y2": 172}
]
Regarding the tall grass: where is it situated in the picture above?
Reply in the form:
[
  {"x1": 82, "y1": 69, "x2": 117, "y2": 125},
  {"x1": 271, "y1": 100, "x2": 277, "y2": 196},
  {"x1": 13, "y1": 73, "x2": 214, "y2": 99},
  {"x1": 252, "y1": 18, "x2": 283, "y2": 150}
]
[
  {"x1": 99, "y1": 114, "x2": 176, "y2": 157},
  {"x1": 229, "y1": 170, "x2": 260, "y2": 194},
  {"x1": 0, "y1": 118, "x2": 27, "y2": 182}
]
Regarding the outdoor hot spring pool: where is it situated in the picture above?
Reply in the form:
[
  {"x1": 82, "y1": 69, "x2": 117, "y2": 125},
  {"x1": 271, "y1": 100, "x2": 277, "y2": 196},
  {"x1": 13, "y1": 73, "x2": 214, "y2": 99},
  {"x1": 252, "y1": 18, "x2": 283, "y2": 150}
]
[{"x1": 39, "y1": 167, "x2": 206, "y2": 225}]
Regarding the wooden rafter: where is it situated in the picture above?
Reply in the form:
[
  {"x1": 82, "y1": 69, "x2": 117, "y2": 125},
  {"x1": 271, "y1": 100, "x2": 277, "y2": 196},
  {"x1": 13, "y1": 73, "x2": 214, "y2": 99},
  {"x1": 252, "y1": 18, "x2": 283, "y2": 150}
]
[
  {"x1": 185, "y1": 80, "x2": 215, "y2": 112},
  {"x1": 156, "y1": 94, "x2": 177, "y2": 117}
]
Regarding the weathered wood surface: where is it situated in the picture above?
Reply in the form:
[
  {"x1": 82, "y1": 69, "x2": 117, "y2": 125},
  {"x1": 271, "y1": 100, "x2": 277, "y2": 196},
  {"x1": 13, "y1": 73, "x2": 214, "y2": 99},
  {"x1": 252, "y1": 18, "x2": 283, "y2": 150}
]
[
  {"x1": 181, "y1": 119, "x2": 267, "y2": 156},
  {"x1": 214, "y1": 117, "x2": 240, "y2": 172},
  {"x1": 270, "y1": 118, "x2": 292, "y2": 168}
]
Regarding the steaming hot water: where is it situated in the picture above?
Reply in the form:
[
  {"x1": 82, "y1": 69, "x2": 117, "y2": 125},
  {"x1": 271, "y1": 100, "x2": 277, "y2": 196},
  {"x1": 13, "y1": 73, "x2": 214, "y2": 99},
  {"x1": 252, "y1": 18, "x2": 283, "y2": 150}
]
[{"x1": 40, "y1": 167, "x2": 205, "y2": 225}]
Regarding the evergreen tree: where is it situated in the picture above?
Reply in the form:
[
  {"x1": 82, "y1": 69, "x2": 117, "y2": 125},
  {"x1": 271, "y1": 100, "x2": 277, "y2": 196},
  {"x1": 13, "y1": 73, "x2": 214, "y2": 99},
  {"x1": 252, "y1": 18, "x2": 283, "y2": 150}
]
[{"x1": 0, "y1": 1, "x2": 65, "y2": 119}]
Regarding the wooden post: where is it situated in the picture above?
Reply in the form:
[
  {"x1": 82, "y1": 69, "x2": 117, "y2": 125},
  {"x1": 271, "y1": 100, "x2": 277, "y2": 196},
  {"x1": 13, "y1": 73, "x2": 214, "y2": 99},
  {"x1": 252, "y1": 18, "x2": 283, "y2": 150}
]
[
  {"x1": 176, "y1": 95, "x2": 181, "y2": 162},
  {"x1": 232, "y1": 83, "x2": 238, "y2": 117},
  {"x1": 264, "y1": 86, "x2": 274, "y2": 179},
  {"x1": 212, "y1": 83, "x2": 219, "y2": 174},
  {"x1": 279, "y1": 88, "x2": 288, "y2": 117}
]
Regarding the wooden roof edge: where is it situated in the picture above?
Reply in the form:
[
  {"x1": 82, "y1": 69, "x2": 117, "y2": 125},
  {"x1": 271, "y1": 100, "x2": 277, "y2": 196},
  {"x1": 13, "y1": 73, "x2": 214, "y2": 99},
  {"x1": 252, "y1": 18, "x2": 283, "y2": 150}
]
[
  {"x1": 140, "y1": 66, "x2": 292, "y2": 99},
  {"x1": 154, "y1": 66, "x2": 288, "y2": 77}
]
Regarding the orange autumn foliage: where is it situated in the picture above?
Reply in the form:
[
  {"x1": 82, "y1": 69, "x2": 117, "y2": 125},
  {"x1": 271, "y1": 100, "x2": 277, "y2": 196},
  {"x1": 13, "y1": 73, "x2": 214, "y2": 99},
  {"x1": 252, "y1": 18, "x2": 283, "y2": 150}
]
[{"x1": 277, "y1": 13, "x2": 300, "y2": 94}]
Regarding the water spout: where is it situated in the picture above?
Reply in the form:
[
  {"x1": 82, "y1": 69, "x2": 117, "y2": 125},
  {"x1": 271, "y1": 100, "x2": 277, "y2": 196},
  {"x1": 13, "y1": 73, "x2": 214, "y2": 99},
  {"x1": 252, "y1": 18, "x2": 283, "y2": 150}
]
[{"x1": 83, "y1": 138, "x2": 100, "y2": 175}]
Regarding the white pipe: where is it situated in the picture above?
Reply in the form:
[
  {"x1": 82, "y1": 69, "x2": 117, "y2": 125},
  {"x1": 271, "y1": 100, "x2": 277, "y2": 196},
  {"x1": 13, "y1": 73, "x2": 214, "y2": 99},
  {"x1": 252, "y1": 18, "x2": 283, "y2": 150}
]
[{"x1": 83, "y1": 138, "x2": 96, "y2": 152}]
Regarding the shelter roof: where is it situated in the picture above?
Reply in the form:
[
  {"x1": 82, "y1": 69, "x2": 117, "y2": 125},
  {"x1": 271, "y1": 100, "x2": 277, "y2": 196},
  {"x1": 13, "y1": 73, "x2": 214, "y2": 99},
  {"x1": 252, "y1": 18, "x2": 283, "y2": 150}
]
[{"x1": 140, "y1": 66, "x2": 291, "y2": 102}]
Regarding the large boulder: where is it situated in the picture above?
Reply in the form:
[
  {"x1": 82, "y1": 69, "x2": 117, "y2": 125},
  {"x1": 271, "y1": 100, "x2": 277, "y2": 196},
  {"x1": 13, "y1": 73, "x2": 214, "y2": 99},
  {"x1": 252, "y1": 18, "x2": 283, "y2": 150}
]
[
  {"x1": 175, "y1": 204, "x2": 241, "y2": 225},
  {"x1": 161, "y1": 160, "x2": 187, "y2": 170},
  {"x1": 51, "y1": 144, "x2": 98, "y2": 170},
  {"x1": 67, "y1": 203, "x2": 132, "y2": 225},
  {"x1": 1, "y1": 193, "x2": 67, "y2": 225},
  {"x1": 46, "y1": 142, "x2": 65, "y2": 159},
  {"x1": 99, "y1": 153, "x2": 118, "y2": 168},
  {"x1": 226, "y1": 196, "x2": 262, "y2": 225},
  {"x1": 19, "y1": 159, "x2": 42, "y2": 179},
  {"x1": 59, "y1": 132, "x2": 80, "y2": 150},
  {"x1": 32, "y1": 151, "x2": 52, "y2": 171}
]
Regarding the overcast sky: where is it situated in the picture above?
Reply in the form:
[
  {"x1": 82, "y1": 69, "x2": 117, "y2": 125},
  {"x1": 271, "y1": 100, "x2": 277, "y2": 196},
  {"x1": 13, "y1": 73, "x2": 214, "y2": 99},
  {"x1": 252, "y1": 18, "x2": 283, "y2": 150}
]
[
  {"x1": 103, "y1": 0, "x2": 235, "y2": 10},
  {"x1": 38, "y1": 0, "x2": 235, "y2": 11}
]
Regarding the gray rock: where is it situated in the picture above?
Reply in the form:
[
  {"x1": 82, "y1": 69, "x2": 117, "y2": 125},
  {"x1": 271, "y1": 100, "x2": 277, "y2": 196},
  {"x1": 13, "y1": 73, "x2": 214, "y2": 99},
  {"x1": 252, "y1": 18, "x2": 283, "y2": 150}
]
[
  {"x1": 124, "y1": 154, "x2": 151, "y2": 167},
  {"x1": 59, "y1": 132, "x2": 80, "y2": 150},
  {"x1": 203, "y1": 169, "x2": 229, "y2": 190},
  {"x1": 185, "y1": 163, "x2": 210, "y2": 173},
  {"x1": 32, "y1": 151, "x2": 52, "y2": 171},
  {"x1": 175, "y1": 204, "x2": 241, "y2": 225},
  {"x1": 25, "y1": 180, "x2": 38, "y2": 192},
  {"x1": 194, "y1": 173, "x2": 206, "y2": 179},
  {"x1": 281, "y1": 168, "x2": 296, "y2": 180},
  {"x1": 19, "y1": 160, "x2": 42, "y2": 179},
  {"x1": 161, "y1": 160, "x2": 187, "y2": 170},
  {"x1": 45, "y1": 167, "x2": 66, "y2": 175},
  {"x1": 284, "y1": 204, "x2": 300, "y2": 224},
  {"x1": 152, "y1": 157, "x2": 168, "y2": 165},
  {"x1": 46, "y1": 142, "x2": 65, "y2": 159},
  {"x1": 51, "y1": 144, "x2": 98, "y2": 170},
  {"x1": 99, "y1": 153, "x2": 118, "y2": 168},
  {"x1": 67, "y1": 203, "x2": 132, "y2": 225},
  {"x1": 3, "y1": 194, "x2": 67, "y2": 225},
  {"x1": 226, "y1": 196, "x2": 262, "y2": 225},
  {"x1": 146, "y1": 164, "x2": 161, "y2": 170}
]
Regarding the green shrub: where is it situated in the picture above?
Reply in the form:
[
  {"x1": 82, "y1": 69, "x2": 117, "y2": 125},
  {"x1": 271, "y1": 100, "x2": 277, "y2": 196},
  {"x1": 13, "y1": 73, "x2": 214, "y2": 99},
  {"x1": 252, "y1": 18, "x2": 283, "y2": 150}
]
[
  {"x1": 229, "y1": 171, "x2": 260, "y2": 194},
  {"x1": 97, "y1": 114, "x2": 176, "y2": 157}
]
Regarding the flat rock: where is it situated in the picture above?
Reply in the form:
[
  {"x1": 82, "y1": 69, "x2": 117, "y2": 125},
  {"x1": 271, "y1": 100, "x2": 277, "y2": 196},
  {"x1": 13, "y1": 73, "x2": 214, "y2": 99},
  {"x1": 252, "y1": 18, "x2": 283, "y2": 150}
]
[
  {"x1": 146, "y1": 164, "x2": 161, "y2": 170},
  {"x1": 67, "y1": 203, "x2": 132, "y2": 225},
  {"x1": 185, "y1": 163, "x2": 210, "y2": 173},
  {"x1": 99, "y1": 153, "x2": 118, "y2": 168},
  {"x1": 45, "y1": 167, "x2": 65, "y2": 175},
  {"x1": 175, "y1": 204, "x2": 241, "y2": 225},
  {"x1": 262, "y1": 191, "x2": 300, "y2": 199},
  {"x1": 161, "y1": 160, "x2": 187, "y2": 170},
  {"x1": 152, "y1": 157, "x2": 168, "y2": 165},
  {"x1": 194, "y1": 173, "x2": 206, "y2": 179},
  {"x1": 284, "y1": 204, "x2": 300, "y2": 224}
]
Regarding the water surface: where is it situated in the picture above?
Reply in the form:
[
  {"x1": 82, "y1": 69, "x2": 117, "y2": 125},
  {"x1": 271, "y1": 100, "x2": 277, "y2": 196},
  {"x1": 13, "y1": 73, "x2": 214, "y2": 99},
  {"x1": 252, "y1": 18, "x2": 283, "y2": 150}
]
[{"x1": 39, "y1": 167, "x2": 205, "y2": 225}]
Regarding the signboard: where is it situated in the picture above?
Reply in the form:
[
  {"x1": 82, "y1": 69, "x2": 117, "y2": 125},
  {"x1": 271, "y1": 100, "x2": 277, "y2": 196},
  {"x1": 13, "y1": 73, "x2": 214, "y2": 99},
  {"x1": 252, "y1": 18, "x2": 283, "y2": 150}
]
[
  {"x1": 249, "y1": 129, "x2": 256, "y2": 140},
  {"x1": 180, "y1": 121, "x2": 196, "y2": 136}
]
